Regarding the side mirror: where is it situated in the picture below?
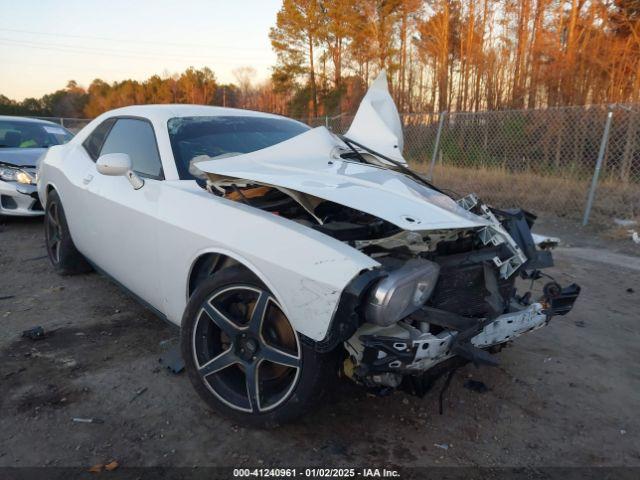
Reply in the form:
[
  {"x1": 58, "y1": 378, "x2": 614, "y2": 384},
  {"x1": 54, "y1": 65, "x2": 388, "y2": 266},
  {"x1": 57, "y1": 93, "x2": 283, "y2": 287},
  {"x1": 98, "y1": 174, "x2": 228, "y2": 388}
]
[
  {"x1": 96, "y1": 153, "x2": 132, "y2": 176},
  {"x1": 96, "y1": 153, "x2": 144, "y2": 189}
]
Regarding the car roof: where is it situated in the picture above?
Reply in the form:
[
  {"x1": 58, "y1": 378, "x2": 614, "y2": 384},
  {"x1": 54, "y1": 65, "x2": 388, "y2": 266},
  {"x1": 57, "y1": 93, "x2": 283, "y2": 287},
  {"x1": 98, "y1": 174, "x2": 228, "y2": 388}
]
[
  {"x1": 0, "y1": 115, "x2": 63, "y2": 126},
  {"x1": 101, "y1": 104, "x2": 293, "y2": 124}
]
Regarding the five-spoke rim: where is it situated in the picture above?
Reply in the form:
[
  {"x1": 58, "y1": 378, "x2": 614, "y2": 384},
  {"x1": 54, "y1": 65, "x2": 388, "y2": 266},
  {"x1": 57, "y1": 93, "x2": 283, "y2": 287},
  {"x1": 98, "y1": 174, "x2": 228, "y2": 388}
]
[
  {"x1": 45, "y1": 201, "x2": 62, "y2": 264},
  {"x1": 192, "y1": 286, "x2": 301, "y2": 413}
]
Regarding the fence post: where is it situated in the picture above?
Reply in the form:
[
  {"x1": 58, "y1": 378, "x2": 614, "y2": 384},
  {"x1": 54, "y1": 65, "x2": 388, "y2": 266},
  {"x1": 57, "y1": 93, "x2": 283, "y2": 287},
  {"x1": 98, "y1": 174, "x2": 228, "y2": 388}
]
[
  {"x1": 427, "y1": 111, "x2": 447, "y2": 180},
  {"x1": 582, "y1": 110, "x2": 613, "y2": 226},
  {"x1": 59, "y1": 118, "x2": 64, "y2": 127}
]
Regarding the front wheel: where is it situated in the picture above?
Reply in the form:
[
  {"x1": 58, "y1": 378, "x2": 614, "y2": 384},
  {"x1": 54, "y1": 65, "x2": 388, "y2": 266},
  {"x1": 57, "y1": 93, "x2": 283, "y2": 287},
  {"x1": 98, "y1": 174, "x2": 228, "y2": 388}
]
[
  {"x1": 44, "y1": 189, "x2": 92, "y2": 275},
  {"x1": 181, "y1": 267, "x2": 338, "y2": 428}
]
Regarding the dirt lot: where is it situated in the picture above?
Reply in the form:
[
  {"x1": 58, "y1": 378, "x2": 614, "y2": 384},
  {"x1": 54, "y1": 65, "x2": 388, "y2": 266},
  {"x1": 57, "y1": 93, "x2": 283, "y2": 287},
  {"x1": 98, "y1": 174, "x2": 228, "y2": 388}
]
[{"x1": 1, "y1": 214, "x2": 639, "y2": 471}]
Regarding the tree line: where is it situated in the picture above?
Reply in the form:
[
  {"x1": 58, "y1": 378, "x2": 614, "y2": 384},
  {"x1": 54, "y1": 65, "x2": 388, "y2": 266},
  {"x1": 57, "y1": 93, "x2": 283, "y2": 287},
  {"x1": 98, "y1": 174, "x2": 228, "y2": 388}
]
[
  {"x1": 0, "y1": 67, "x2": 280, "y2": 119},
  {"x1": 1, "y1": 0, "x2": 638, "y2": 120},
  {"x1": 270, "y1": 0, "x2": 640, "y2": 117}
]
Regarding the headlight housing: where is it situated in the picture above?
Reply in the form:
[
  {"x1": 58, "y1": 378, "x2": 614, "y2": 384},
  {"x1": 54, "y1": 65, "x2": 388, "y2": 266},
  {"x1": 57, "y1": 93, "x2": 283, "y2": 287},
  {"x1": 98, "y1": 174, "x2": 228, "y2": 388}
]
[
  {"x1": 365, "y1": 259, "x2": 440, "y2": 326},
  {"x1": 0, "y1": 165, "x2": 36, "y2": 184}
]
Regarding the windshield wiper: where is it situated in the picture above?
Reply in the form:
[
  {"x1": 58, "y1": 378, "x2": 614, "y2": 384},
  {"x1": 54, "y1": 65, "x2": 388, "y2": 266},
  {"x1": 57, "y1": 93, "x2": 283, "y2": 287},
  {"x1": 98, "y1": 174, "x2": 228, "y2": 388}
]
[{"x1": 338, "y1": 135, "x2": 451, "y2": 197}]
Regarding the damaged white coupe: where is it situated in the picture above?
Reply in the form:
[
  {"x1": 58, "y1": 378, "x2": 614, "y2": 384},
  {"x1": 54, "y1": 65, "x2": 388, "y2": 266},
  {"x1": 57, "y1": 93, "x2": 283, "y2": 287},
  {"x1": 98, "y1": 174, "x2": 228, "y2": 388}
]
[{"x1": 37, "y1": 72, "x2": 580, "y2": 427}]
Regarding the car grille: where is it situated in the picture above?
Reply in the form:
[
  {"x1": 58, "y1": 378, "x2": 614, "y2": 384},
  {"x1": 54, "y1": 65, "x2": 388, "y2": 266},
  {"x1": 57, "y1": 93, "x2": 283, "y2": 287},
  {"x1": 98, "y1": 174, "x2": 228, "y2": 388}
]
[{"x1": 429, "y1": 259, "x2": 515, "y2": 318}]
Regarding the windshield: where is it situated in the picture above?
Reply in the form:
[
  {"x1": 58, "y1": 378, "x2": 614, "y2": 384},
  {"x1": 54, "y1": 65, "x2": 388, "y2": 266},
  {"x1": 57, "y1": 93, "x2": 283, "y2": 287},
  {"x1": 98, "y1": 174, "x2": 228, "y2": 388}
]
[
  {"x1": 0, "y1": 120, "x2": 73, "y2": 148},
  {"x1": 168, "y1": 115, "x2": 309, "y2": 179}
]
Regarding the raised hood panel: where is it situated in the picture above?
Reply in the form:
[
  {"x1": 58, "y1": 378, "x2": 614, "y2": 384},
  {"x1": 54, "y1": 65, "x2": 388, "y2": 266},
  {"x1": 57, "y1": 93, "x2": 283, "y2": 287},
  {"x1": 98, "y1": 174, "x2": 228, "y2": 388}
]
[
  {"x1": 345, "y1": 70, "x2": 407, "y2": 164},
  {"x1": 193, "y1": 127, "x2": 490, "y2": 231}
]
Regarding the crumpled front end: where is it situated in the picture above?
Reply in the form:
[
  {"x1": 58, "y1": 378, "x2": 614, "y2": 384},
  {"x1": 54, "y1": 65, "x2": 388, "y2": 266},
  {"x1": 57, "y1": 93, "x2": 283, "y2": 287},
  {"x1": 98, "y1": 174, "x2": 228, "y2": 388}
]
[
  {"x1": 187, "y1": 70, "x2": 580, "y2": 396},
  {"x1": 340, "y1": 195, "x2": 580, "y2": 392}
]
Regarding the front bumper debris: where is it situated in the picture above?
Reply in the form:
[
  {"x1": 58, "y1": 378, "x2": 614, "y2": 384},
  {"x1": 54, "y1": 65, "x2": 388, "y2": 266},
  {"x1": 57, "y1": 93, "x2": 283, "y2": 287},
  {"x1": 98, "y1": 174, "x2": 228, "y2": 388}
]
[
  {"x1": 545, "y1": 283, "x2": 581, "y2": 316},
  {"x1": 348, "y1": 284, "x2": 580, "y2": 376}
]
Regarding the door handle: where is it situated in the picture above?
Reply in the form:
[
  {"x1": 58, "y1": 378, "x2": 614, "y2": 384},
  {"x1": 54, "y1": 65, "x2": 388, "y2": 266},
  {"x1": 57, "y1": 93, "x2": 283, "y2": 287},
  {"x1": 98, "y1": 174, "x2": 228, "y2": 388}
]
[{"x1": 82, "y1": 174, "x2": 94, "y2": 185}]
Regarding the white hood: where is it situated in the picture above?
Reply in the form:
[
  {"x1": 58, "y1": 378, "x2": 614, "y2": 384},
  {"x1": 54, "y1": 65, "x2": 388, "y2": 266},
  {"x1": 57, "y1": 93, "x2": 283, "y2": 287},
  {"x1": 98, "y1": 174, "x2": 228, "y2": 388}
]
[
  {"x1": 194, "y1": 127, "x2": 489, "y2": 231},
  {"x1": 193, "y1": 71, "x2": 491, "y2": 231}
]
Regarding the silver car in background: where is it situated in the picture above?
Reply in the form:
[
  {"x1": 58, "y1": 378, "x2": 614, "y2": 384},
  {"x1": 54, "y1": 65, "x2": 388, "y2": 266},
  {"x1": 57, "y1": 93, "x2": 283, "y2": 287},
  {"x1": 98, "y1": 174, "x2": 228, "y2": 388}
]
[{"x1": 0, "y1": 116, "x2": 73, "y2": 217}]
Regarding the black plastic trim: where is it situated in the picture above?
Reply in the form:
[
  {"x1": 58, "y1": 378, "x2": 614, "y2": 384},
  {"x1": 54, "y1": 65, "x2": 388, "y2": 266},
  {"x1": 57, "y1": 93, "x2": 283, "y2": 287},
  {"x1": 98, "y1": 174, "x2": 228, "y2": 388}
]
[{"x1": 545, "y1": 283, "x2": 581, "y2": 316}]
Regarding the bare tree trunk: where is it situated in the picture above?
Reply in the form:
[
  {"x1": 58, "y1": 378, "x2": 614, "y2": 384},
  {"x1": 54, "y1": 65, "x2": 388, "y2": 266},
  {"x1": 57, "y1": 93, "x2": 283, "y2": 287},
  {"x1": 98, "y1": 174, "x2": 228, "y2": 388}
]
[
  {"x1": 400, "y1": 10, "x2": 407, "y2": 112},
  {"x1": 309, "y1": 36, "x2": 318, "y2": 118},
  {"x1": 512, "y1": 0, "x2": 529, "y2": 108}
]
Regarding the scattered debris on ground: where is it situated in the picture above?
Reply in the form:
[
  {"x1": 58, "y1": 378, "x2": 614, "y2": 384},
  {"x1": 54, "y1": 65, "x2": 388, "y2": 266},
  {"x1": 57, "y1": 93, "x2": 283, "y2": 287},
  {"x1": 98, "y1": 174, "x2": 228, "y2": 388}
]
[
  {"x1": 463, "y1": 379, "x2": 489, "y2": 394},
  {"x1": 158, "y1": 343, "x2": 185, "y2": 374},
  {"x1": 72, "y1": 417, "x2": 104, "y2": 424},
  {"x1": 129, "y1": 387, "x2": 148, "y2": 403},
  {"x1": 21, "y1": 326, "x2": 47, "y2": 341},
  {"x1": 613, "y1": 218, "x2": 637, "y2": 228},
  {"x1": 88, "y1": 460, "x2": 118, "y2": 473},
  {"x1": 1, "y1": 215, "x2": 639, "y2": 468}
]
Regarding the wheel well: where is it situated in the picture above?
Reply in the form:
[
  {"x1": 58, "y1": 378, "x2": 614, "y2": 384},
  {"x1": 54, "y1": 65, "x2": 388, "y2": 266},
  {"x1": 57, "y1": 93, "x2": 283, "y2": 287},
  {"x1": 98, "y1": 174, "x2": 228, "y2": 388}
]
[
  {"x1": 45, "y1": 184, "x2": 56, "y2": 202},
  {"x1": 188, "y1": 253, "x2": 258, "y2": 297}
]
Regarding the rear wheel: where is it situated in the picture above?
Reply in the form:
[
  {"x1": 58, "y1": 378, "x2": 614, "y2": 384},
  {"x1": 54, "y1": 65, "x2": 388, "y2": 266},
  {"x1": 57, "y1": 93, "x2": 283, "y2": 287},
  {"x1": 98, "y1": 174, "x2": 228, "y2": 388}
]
[
  {"x1": 181, "y1": 267, "x2": 337, "y2": 428},
  {"x1": 44, "y1": 189, "x2": 92, "y2": 275}
]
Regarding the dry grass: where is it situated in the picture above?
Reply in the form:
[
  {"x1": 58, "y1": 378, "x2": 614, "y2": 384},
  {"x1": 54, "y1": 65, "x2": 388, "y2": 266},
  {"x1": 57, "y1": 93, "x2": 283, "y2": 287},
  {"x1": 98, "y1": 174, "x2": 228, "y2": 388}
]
[{"x1": 410, "y1": 163, "x2": 640, "y2": 225}]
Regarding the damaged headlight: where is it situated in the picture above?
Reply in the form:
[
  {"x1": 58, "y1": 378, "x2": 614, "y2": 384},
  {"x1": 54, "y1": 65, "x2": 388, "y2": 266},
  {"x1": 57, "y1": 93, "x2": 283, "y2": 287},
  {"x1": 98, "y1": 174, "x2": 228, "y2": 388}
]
[
  {"x1": 0, "y1": 165, "x2": 35, "y2": 184},
  {"x1": 365, "y1": 259, "x2": 440, "y2": 326}
]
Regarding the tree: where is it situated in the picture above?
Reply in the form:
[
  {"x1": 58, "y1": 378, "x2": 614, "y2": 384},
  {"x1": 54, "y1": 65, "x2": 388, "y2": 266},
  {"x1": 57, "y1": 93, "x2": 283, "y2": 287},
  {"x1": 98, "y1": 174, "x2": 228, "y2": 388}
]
[
  {"x1": 177, "y1": 67, "x2": 217, "y2": 105},
  {"x1": 416, "y1": 1, "x2": 457, "y2": 112},
  {"x1": 270, "y1": 0, "x2": 325, "y2": 117},
  {"x1": 233, "y1": 66, "x2": 257, "y2": 108},
  {"x1": 41, "y1": 80, "x2": 87, "y2": 117},
  {"x1": 322, "y1": 0, "x2": 358, "y2": 106}
]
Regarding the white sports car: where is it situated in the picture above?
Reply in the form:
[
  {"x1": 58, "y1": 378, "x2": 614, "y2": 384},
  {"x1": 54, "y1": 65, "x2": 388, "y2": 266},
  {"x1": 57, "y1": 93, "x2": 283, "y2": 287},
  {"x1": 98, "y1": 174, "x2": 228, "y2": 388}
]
[{"x1": 37, "y1": 72, "x2": 579, "y2": 427}]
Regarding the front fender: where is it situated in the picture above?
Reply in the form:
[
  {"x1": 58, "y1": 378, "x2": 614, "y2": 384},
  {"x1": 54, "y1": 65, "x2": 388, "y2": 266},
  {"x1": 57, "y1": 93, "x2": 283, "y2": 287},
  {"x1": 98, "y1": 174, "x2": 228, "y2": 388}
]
[{"x1": 158, "y1": 182, "x2": 380, "y2": 341}]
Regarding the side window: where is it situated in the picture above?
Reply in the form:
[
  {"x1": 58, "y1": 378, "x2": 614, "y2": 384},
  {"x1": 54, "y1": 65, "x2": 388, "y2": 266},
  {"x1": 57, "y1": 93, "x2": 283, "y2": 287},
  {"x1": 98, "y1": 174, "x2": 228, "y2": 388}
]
[
  {"x1": 99, "y1": 119, "x2": 163, "y2": 179},
  {"x1": 82, "y1": 118, "x2": 115, "y2": 161}
]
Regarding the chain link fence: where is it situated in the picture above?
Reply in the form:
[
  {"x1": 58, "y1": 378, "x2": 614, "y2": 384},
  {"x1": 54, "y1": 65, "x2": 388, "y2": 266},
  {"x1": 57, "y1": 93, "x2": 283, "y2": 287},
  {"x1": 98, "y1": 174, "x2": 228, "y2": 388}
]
[
  {"x1": 31, "y1": 105, "x2": 640, "y2": 226},
  {"x1": 312, "y1": 105, "x2": 640, "y2": 226},
  {"x1": 34, "y1": 116, "x2": 91, "y2": 133}
]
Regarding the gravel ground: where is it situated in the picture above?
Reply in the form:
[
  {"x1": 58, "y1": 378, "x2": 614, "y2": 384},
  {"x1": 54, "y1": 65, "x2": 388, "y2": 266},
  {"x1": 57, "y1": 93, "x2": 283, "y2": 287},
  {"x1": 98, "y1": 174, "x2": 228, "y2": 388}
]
[{"x1": 0, "y1": 214, "x2": 639, "y2": 471}]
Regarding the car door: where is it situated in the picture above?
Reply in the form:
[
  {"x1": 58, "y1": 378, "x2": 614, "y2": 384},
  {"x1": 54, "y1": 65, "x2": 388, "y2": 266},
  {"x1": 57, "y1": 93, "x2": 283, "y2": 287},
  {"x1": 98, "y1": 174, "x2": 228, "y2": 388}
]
[
  {"x1": 59, "y1": 118, "x2": 116, "y2": 253},
  {"x1": 81, "y1": 117, "x2": 166, "y2": 311}
]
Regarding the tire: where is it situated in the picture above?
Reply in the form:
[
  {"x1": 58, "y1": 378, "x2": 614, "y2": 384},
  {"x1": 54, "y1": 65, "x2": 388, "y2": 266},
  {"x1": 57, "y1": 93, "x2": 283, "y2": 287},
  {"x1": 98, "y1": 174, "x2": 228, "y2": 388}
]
[
  {"x1": 181, "y1": 266, "x2": 338, "y2": 428},
  {"x1": 44, "y1": 189, "x2": 92, "y2": 275}
]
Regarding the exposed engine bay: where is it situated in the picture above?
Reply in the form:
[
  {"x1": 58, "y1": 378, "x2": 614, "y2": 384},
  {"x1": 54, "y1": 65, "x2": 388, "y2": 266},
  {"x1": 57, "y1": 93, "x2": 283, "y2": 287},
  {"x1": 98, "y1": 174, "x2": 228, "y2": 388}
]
[{"x1": 209, "y1": 180, "x2": 401, "y2": 241}]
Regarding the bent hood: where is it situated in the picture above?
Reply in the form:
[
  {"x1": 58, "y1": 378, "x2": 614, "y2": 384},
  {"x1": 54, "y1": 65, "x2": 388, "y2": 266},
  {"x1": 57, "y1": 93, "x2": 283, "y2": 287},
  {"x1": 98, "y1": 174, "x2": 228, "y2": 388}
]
[
  {"x1": 345, "y1": 70, "x2": 406, "y2": 164},
  {"x1": 193, "y1": 127, "x2": 490, "y2": 231}
]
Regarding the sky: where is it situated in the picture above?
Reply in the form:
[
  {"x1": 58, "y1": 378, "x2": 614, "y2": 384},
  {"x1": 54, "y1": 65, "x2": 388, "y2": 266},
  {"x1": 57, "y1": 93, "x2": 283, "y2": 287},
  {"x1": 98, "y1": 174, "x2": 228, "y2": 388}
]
[{"x1": 0, "y1": 0, "x2": 281, "y2": 101}]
